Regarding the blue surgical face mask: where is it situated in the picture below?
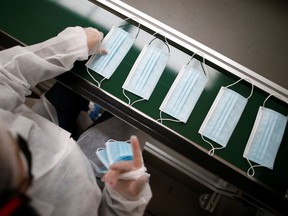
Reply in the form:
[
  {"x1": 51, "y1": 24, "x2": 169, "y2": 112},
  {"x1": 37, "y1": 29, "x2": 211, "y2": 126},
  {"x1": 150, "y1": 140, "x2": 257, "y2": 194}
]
[
  {"x1": 86, "y1": 26, "x2": 135, "y2": 80},
  {"x1": 106, "y1": 140, "x2": 133, "y2": 165},
  {"x1": 159, "y1": 56, "x2": 208, "y2": 123},
  {"x1": 199, "y1": 79, "x2": 253, "y2": 155},
  {"x1": 96, "y1": 140, "x2": 133, "y2": 169},
  {"x1": 243, "y1": 95, "x2": 287, "y2": 176},
  {"x1": 122, "y1": 37, "x2": 170, "y2": 104},
  {"x1": 95, "y1": 139, "x2": 149, "y2": 180},
  {"x1": 95, "y1": 148, "x2": 110, "y2": 171}
]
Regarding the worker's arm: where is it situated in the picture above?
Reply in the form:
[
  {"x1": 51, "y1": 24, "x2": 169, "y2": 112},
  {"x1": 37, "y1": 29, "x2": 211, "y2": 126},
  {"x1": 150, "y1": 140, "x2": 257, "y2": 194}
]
[{"x1": 0, "y1": 26, "x2": 103, "y2": 111}]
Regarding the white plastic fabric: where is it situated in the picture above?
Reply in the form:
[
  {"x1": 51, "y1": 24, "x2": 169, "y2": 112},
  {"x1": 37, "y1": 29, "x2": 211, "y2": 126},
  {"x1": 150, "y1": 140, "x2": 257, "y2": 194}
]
[{"x1": 0, "y1": 26, "x2": 151, "y2": 216}]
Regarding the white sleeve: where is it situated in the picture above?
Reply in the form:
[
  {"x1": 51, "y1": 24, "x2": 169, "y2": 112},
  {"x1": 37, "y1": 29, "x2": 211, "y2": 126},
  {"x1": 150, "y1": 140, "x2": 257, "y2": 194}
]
[
  {"x1": 99, "y1": 183, "x2": 152, "y2": 216},
  {"x1": 0, "y1": 26, "x2": 88, "y2": 111}
]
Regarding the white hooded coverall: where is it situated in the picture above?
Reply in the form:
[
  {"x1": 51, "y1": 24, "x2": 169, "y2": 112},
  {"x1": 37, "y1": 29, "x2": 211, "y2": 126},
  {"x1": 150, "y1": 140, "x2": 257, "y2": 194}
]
[{"x1": 0, "y1": 26, "x2": 152, "y2": 216}]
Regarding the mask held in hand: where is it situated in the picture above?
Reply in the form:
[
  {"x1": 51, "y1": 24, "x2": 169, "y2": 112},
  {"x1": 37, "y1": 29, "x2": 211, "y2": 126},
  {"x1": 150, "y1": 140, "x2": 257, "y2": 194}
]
[
  {"x1": 95, "y1": 139, "x2": 150, "y2": 180},
  {"x1": 95, "y1": 139, "x2": 133, "y2": 173}
]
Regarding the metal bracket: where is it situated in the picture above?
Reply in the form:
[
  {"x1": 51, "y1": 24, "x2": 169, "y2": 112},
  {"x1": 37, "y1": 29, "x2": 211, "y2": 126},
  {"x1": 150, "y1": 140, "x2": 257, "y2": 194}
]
[{"x1": 199, "y1": 192, "x2": 221, "y2": 213}]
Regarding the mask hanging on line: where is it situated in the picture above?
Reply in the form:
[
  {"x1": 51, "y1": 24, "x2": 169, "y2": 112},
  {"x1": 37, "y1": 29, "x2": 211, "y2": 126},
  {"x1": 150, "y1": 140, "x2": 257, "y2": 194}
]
[
  {"x1": 86, "y1": 17, "x2": 140, "y2": 87},
  {"x1": 243, "y1": 94, "x2": 288, "y2": 177},
  {"x1": 122, "y1": 33, "x2": 170, "y2": 106},
  {"x1": 198, "y1": 78, "x2": 254, "y2": 155},
  {"x1": 159, "y1": 52, "x2": 208, "y2": 123}
]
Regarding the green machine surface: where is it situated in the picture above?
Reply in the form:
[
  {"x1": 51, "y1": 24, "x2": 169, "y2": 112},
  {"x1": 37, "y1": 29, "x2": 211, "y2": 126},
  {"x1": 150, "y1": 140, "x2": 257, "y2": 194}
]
[{"x1": 1, "y1": 0, "x2": 287, "y2": 214}]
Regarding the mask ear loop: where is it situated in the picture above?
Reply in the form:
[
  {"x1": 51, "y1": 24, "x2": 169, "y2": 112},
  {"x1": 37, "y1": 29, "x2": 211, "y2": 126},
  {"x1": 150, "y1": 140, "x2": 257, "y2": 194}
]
[
  {"x1": 122, "y1": 88, "x2": 146, "y2": 107},
  {"x1": 122, "y1": 88, "x2": 131, "y2": 105},
  {"x1": 225, "y1": 78, "x2": 254, "y2": 99},
  {"x1": 106, "y1": 138, "x2": 131, "y2": 144},
  {"x1": 157, "y1": 111, "x2": 182, "y2": 124},
  {"x1": 116, "y1": 16, "x2": 141, "y2": 38},
  {"x1": 246, "y1": 158, "x2": 264, "y2": 177},
  {"x1": 130, "y1": 98, "x2": 146, "y2": 107},
  {"x1": 263, "y1": 94, "x2": 288, "y2": 110},
  {"x1": 86, "y1": 67, "x2": 106, "y2": 88},
  {"x1": 149, "y1": 32, "x2": 171, "y2": 54},
  {"x1": 187, "y1": 51, "x2": 208, "y2": 76},
  {"x1": 105, "y1": 139, "x2": 117, "y2": 146},
  {"x1": 200, "y1": 134, "x2": 225, "y2": 156}
]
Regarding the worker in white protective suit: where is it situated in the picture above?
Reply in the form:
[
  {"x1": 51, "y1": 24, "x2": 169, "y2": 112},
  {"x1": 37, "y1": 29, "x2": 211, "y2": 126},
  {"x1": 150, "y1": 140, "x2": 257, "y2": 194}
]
[{"x1": 0, "y1": 26, "x2": 152, "y2": 216}]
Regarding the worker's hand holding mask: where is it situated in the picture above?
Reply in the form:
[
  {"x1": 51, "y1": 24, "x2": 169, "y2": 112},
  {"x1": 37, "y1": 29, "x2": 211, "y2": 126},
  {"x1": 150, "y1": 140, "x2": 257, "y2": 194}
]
[
  {"x1": 101, "y1": 135, "x2": 150, "y2": 200},
  {"x1": 84, "y1": 27, "x2": 107, "y2": 56}
]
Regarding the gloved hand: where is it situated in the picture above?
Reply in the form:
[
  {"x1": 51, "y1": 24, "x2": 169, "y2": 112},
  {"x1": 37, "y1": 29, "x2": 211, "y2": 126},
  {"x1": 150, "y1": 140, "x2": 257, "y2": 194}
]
[
  {"x1": 101, "y1": 135, "x2": 149, "y2": 200},
  {"x1": 84, "y1": 27, "x2": 107, "y2": 56}
]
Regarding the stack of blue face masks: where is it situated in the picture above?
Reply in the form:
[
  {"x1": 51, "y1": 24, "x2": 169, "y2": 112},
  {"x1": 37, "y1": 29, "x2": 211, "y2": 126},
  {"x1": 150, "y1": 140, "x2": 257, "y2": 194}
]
[{"x1": 96, "y1": 140, "x2": 133, "y2": 173}]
